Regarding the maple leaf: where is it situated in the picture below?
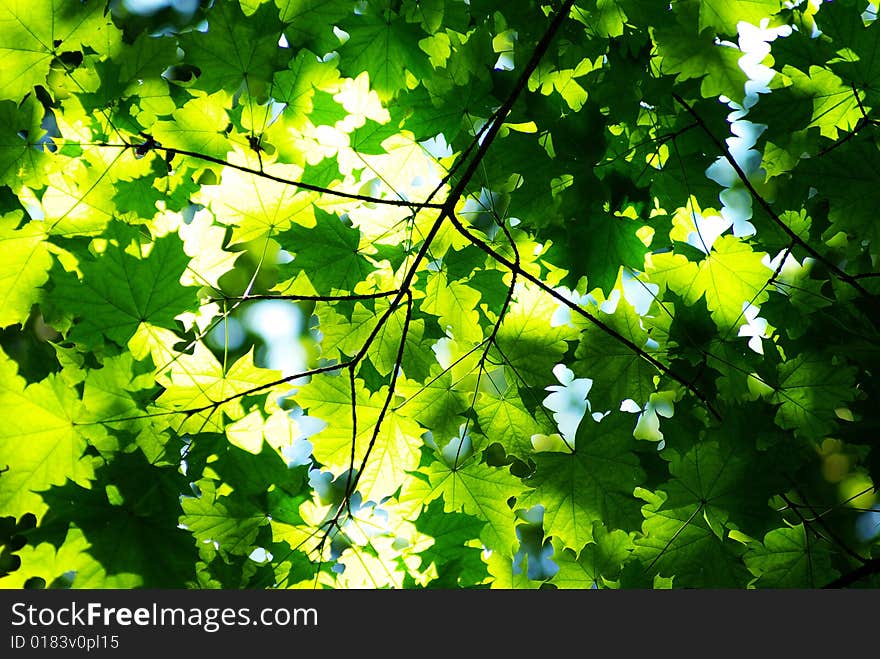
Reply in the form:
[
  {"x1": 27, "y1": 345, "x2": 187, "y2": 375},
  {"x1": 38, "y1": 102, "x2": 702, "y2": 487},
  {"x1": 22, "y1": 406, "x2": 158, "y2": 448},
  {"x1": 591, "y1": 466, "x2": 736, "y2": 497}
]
[
  {"x1": 31, "y1": 453, "x2": 198, "y2": 587},
  {"x1": 414, "y1": 499, "x2": 488, "y2": 587},
  {"x1": 743, "y1": 524, "x2": 840, "y2": 588},
  {"x1": 401, "y1": 459, "x2": 524, "y2": 556},
  {"x1": 0, "y1": 96, "x2": 47, "y2": 188},
  {"x1": 519, "y1": 413, "x2": 645, "y2": 551},
  {"x1": 47, "y1": 223, "x2": 199, "y2": 348},
  {"x1": 279, "y1": 209, "x2": 372, "y2": 292},
  {"x1": 0, "y1": 0, "x2": 111, "y2": 100},
  {"x1": 152, "y1": 346, "x2": 282, "y2": 434},
  {"x1": 649, "y1": 235, "x2": 772, "y2": 331},
  {"x1": 178, "y1": 1, "x2": 285, "y2": 99},
  {"x1": 654, "y1": 27, "x2": 749, "y2": 101},
  {"x1": 769, "y1": 353, "x2": 858, "y2": 440},
  {"x1": 0, "y1": 348, "x2": 96, "y2": 521},
  {"x1": 574, "y1": 297, "x2": 661, "y2": 411},
  {"x1": 0, "y1": 212, "x2": 53, "y2": 328},
  {"x1": 0, "y1": 0, "x2": 878, "y2": 592},
  {"x1": 549, "y1": 523, "x2": 633, "y2": 589},
  {"x1": 336, "y1": 6, "x2": 433, "y2": 100}
]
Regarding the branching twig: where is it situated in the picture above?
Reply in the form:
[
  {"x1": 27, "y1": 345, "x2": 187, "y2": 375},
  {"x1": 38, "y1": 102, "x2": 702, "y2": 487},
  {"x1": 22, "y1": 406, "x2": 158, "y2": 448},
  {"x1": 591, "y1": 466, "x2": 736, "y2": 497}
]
[
  {"x1": 139, "y1": 139, "x2": 445, "y2": 210},
  {"x1": 672, "y1": 92, "x2": 879, "y2": 311},
  {"x1": 448, "y1": 211, "x2": 723, "y2": 420},
  {"x1": 208, "y1": 291, "x2": 399, "y2": 304},
  {"x1": 785, "y1": 487, "x2": 868, "y2": 566}
]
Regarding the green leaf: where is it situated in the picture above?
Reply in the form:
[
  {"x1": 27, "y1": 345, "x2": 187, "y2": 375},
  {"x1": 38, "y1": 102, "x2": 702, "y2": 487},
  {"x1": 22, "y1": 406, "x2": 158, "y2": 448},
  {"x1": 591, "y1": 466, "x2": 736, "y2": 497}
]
[
  {"x1": 196, "y1": 158, "x2": 319, "y2": 245},
  {"x1": 652, "y1": 235, "x2": 772, "y2": 331},
  {"x1": 574, "y1": 298, "x2": 660, "y2": 411},
  {"x1": 396, "y1": 367, "x2": 470, "y2": 444},
  {"x1": 797, "y1": 139, "x2": 880, "y2": 249},
  {"x1": 687, "y1": 0, "x2": 782, "y2": 37},
  {"x1": 401, "y1": 459, "x2": 524, "y2": 555},
  {"x1": 0, "y1": 349, "x2": 95, "y2": 521},
  {"x1": 474, "y1": 383, "x2": 555, "y2": 460},
  {"x1": 520, "y1": 414, "x2": 645, "y2": 550},
  {"x1": 154, "y1": 345, "x2": 285, "y2": 434},
  {"x1": 48, "y1": 223, "x2": 199, "y2": 348},
  {"x1": 492, "y1": 286, "x2": 576, "y2": 386},
  {"x1": 81, "y1": 352, "x2": 155, "y2": 432},
  {"x1": 294, "y1": 373, "x2": 423, "y2": 503},
  {"x1": 152, "y1": 91, "x2": 234, "y2": 160},
  {"x1": 654, "y1": 27, "x2": 748, "y2": 101},
  {"x1": 769, "y1": 353, "x2": 858, "y2": 440},
  {"x1": 743, "y1": 524, "x2": 840, "y2": 588},
  {"x1": 632, "y1": 487, "x2": 751, "y2": 587},
  {"x1": 414, "y1": 498, "x2": 488, "y2": 587},
  {"x1": 544, "y1": 212, "x2": 647, "y2": 294},
  {"x1": 0, "y1": 212, "x2": 52, "y2": 327},
  {"x1": 279, "y1": 209, "x2": 373, "y2": 292},
  {"x1": 656, "y1": 428, "x2": 780, "y2": 538},
  {"x1": 180, "y1": 480, "x2": 267, "y2": 556},
  {"x1": 816, "y1": 0, "x2": 880, "y2": 97},
  {"x1": 274, "y1": 0, "x2": 351, "y2": 50},
  {"x1": 420, "y1": 272, "x2": 483, "y2": 344},
  {"x1": 549, "y1": 523, "x2": 633, "y2": 589},
  {"x1": 33, "y1": 452, "x2": 198, "y2": 588},
  {"x1": 486, "y1": 551, "x2": 542, "y2": 589},
  {"x1": 268, "y1": 49, "x2": 343, "y2": 131},
  {"x1": 0, "y1": 0, "x2": 111, "y2": 100},
  {"x1": 179, "y1": 1, "x2": 285, "y2": 98},
  {"x1": 2, "y1": 0, "x2": 879, "y2": 591},
  {"x1": 781, "y1": 65, "x2": 862, "y2": 138},
  {"x1": 337, "y1": 8, "x2": 432, "y2": 100},
  {"x1": 0, "y1": 96, "x2": 47, "y2": 187}
]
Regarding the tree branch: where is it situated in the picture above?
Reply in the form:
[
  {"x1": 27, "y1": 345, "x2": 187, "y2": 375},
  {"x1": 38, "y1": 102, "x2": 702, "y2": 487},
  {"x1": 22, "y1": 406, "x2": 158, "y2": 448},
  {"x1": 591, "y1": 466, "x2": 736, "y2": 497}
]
[
  {"x1": 823, "y1": 558, "x2": 880, "y2": 589},
  {"x1": 207, "y1": 291, "x2": 399, "y2": 304},
  {"x1": 142, "y1": 139, "x2": 446, "y2": 210},
  {"x1": 448, "y1": 211, "x2": 723, "y2": 420},
  {"x1": 671, "y1": 92, "x2": 879, "y2": 309}
]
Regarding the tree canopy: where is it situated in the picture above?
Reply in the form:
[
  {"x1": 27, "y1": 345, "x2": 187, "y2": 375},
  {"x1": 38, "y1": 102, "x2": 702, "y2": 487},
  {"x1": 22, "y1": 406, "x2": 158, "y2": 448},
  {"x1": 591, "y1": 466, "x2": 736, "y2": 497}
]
[{"x1": 1, "y1": 0, "x2": 879, "y2": 589}]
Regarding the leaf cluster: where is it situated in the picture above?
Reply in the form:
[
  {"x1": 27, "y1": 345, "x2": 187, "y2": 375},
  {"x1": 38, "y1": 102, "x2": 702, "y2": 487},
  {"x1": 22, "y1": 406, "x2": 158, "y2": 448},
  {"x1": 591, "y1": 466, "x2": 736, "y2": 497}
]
[{"x1": 0, "y1": 0, "x2": 879, "y2": 590}]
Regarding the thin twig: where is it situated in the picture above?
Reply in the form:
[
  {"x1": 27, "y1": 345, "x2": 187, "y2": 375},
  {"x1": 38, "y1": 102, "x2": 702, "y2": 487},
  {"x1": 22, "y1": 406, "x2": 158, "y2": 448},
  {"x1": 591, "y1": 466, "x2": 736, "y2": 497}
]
[
  {"x1": 448, "y1": 211, "x2": 722, "y2": 420},
  {"x1": 671, "y1": 92, "x2": 879, "y2": 309},
  {"x1": 140, "y1": 138, "x2": 445, "y2": 210}
]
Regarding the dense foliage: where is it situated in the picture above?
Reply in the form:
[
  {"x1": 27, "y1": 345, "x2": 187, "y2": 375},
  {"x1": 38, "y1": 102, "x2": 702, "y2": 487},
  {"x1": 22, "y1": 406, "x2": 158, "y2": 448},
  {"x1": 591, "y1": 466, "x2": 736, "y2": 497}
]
[{"x1": 1, "y1": 0, "x2": 879, "y2": 589}]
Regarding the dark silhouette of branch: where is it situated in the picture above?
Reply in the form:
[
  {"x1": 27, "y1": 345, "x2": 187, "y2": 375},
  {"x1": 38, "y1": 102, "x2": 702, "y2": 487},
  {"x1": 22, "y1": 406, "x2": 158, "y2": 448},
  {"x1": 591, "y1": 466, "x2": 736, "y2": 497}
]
[
  {"x1": 457, "y1": 217, "x2": 529, "y2": 460},
  {"x1": 672, "y1": 92, "x2": 879, "y2": 310},
  {"x1": 208, "y1": 291, "x2": 398, "y2": 303},
  {"x1": 784, "y1": 487, "x2": 868, "y2": 566},
  {"x1": 438, "y1": 1, "x2": 577, "y2": 214},
  {"x1": 138, "y1": 137, "x2": 446, "y2": 210},
  {"x1": 823, "y1": 558, "x2": 880, "y2": 588},
  {"x1": 814, "y1": 84, "x2": 878, "y2": 156},
  {"x1": 343, "y1": 362, "x2": 360, "y2": 514},
  {"x1": 447, "y1": 211, "x2": 723, "y2": 420},
  {"x1": 306, "y1": 0, "x2": 580, "y2": 526},
  {"x1": 329, "y1": 0, "x2": 579, "y2": 400},
  {"x1": 142, "y1": 361, "x2": 352, "y2": 423},
  {"x1": 347, "y1": 289, "x2": 414, "y2": 500},
  {"x1": 596, "y1": 121, "x2": 700, "y2": 172},
  {"x1": 815, "y1": 116, "x2": 871, "y2": 157}
]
